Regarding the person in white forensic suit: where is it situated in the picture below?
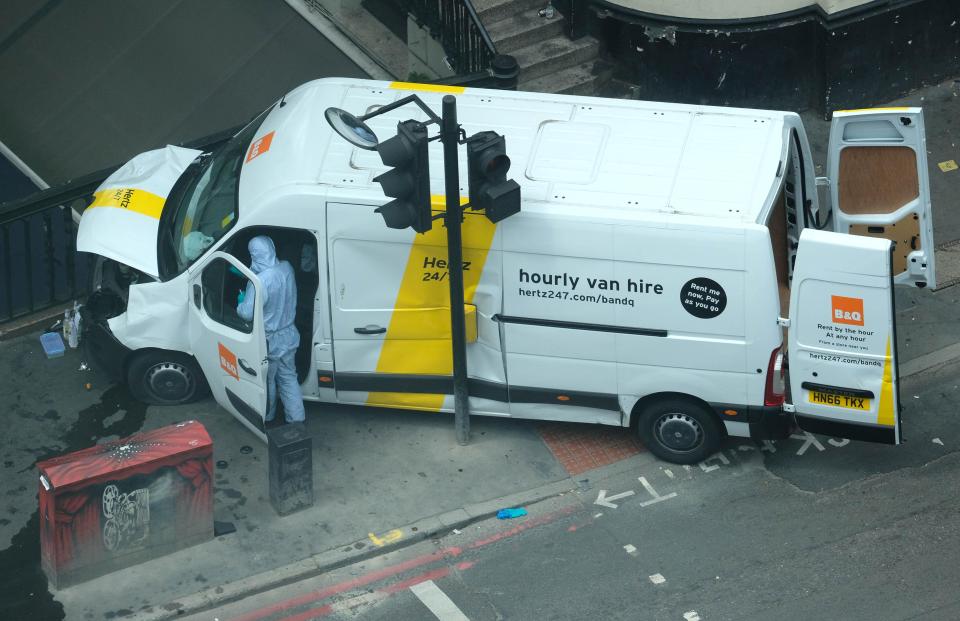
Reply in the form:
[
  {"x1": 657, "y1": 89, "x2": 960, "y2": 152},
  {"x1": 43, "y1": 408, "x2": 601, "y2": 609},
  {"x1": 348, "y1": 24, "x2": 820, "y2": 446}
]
[{"x1": 237, "y1": 235, "x2": 305, "y2": 424}]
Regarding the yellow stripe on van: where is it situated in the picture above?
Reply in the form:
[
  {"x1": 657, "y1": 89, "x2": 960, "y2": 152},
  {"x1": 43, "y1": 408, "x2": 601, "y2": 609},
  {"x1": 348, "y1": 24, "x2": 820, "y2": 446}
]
[
  {"x1": 877, "y1": 337, "x2": 895, "y2": 427},
  {"x1": 366, "y1": 196, "x2": 494, "y2": 411},
  {"x1": 88, "y1": 188, "x2": 166, "y2": 220},
  {"x1": 389, "y1": 82, "x2": 465, "y2": 94}
]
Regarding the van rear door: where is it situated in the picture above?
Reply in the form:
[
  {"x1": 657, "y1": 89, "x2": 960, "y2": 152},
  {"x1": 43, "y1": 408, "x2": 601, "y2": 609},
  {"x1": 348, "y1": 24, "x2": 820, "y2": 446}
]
[
  {"x1": 825, "y1": 108, "x2": 935, "y2": 288},
  {"x1": 787, "y1": 229, "x2": 900, "y2": 444}
]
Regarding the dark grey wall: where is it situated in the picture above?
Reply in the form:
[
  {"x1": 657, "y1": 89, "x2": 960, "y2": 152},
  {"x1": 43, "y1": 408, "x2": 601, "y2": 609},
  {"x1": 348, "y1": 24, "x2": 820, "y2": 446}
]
[
  {"x1": 579, "y1": 0, "x2": 960, "y2": 113},
  {"x1": 0, "y1": 0, "x2": 368, "y2": 184}
]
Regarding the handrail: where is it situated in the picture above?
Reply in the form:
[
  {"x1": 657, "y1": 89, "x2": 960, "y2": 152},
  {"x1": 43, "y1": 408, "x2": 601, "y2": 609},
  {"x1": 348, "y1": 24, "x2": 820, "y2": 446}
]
[{"x1": 403, "y1": 0, "x2": 497, "y2": 75}]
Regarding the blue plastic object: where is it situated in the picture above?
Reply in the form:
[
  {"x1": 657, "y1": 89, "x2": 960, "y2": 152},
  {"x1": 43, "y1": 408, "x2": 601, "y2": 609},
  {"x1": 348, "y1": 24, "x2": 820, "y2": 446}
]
[
  {"x1": 41, "y1": 332, "x2": 65, "y2": 359},
  {"x1": 237, "y1": 289, "x2": 246, "y2": 305},
  {"x1": 496, "y1": 507, "x2": 528, "y2": 520}
]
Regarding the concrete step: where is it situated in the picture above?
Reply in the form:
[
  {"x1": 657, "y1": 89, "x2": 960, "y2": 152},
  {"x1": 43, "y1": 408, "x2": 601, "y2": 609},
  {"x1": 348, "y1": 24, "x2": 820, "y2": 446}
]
[
  {"x1": 486, "y1": 6, "x2": 566, "y2": 54},
  {"x1": 518, "y1": 59, "x2": 606, "y2": 95},
  {"x1": 512, "y1": 34, "x2": 599, "y2": 83},
  {"x1": 473, "y1": 0, "x2": 546, "y2": 26}
]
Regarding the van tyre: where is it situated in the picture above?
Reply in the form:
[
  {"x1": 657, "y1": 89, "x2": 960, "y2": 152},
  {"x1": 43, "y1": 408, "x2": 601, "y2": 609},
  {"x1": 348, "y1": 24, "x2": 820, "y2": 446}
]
[
  {"x1": 636, "y1": 398, "x2": 722, "y2": 464},
  {"x1": 127, "y1": 351, "x2": 209, "y2": 405}
]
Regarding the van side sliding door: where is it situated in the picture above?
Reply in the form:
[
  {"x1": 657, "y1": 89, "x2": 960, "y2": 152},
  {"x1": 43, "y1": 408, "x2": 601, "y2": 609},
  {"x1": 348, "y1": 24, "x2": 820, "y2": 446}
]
[
  {"x1": 787, "y1": 229, "x2": 900, "y2": 444},
  {"x1": 825, "y1": 108, "x2": 935, "y2": 288}
]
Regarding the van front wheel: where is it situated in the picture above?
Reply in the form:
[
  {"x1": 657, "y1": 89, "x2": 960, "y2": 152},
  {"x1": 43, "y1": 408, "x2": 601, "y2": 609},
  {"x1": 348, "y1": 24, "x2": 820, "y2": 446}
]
[
  {"x1": 636, "y1": 398, "x2": 722, "y2": 464},
  {"x1": 127, "y1": 351, "x2": 209, "y2": 405}
]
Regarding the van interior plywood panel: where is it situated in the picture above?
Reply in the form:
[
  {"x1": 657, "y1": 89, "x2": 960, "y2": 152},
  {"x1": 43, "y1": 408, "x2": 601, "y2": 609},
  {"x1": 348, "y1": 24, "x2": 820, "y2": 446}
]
[
  {"x1": 767, "y1": 186, "x2": 791, "y2": 315},
  {"x1": 849, "y1": 212, "x2": 921, "y2": 274},
  {"x1": 838, "y1": 146, "x2": 919, "y2": 215}
]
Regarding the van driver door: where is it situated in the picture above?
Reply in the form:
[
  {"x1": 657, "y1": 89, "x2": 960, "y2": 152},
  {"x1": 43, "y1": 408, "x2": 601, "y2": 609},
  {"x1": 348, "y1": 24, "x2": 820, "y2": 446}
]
[
  {"x1": 188, "y1": 251, "x2": 268, "y2": 441},
  {"x1": 788, "y1": 229, "x2": 900, "y2": 444},
  {"x1": 825, "y1": 108, "x2": 936, "y2": 288}
]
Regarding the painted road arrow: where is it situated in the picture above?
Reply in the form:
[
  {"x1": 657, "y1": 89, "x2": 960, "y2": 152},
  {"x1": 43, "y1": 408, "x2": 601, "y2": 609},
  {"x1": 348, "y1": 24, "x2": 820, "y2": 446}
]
[{"x1": 594, "y1": 489, "x2": 635, "y2": 509}]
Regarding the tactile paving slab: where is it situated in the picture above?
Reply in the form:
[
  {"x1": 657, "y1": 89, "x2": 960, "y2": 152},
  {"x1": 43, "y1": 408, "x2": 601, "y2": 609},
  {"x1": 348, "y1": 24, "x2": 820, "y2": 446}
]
[{"x1": 538, "y1": 422, "x2": 645, "y2": 475}]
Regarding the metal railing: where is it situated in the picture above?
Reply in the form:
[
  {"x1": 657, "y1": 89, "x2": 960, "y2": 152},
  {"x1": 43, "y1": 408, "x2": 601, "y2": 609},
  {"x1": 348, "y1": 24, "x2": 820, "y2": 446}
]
[
  {"x1": 404, "y1": 0, "x2": 497, "y2": 75},
  {"x1": 0, "y1": 126, "x2": 240, "y2": 324}
]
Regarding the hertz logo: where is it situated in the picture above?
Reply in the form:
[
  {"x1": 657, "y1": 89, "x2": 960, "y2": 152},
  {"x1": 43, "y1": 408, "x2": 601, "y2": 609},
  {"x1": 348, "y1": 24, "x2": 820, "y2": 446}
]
[{"x1": 831, "y1": 295, "x2": 864, "y2": 326}]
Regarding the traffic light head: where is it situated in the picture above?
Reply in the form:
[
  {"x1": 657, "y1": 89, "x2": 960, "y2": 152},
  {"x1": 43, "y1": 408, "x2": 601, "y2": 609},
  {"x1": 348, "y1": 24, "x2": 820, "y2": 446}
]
[
  {"x1": 467, "y1": 131, "x2": 521, "y2": 223},
  {"x1": 373, "y1": 120, "x2": 432, "y2": 233}
]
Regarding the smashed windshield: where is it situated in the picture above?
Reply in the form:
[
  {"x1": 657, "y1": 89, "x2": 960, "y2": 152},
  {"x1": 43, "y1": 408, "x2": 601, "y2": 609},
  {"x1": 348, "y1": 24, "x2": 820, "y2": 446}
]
[{"x1": 160, "y1": 108, "x2": 271, "y2": 277}]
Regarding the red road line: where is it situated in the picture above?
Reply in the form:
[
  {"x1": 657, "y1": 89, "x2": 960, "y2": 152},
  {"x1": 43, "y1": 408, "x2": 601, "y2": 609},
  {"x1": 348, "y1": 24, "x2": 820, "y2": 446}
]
[
  {"x1": 236, "y1": 506, "x2": 575, "y2": 621},
  {"x1": 231, "y1": 548, "x2": 463, "y2": 621},
  {"x1": 466, "y1": 505, "x2": 576, "y2": 549},
  {"x1": 275, "y1": 603, "x2": 334, "y2": 621},
  {"x1": 380, "y1": 565, "x2": 454, "y2": 594}
]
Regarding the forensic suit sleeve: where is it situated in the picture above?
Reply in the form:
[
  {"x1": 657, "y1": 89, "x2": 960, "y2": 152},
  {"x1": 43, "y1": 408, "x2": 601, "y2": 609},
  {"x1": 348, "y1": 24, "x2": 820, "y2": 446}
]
[{"x1": 237, "y1": 280, "x2": 257, "y2": 321}]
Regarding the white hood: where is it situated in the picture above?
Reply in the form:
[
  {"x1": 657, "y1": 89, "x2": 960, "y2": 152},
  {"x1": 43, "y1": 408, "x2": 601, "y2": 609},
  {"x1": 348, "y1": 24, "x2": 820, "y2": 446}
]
[{"x1": 77, "y1": 145, "x2": 202, "y2": 278}]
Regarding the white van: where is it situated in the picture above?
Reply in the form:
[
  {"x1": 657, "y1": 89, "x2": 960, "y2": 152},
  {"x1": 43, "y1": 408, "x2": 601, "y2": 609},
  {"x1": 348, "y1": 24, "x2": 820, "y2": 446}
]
[{"x1": 77, "y1": 78, "x2": 934, "y2": 464}]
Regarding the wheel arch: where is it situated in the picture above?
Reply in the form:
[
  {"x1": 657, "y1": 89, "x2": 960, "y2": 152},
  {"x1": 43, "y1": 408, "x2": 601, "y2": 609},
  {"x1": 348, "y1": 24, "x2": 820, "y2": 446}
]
[
  {"x1": 627, "y1": 391, "x2": 727, "y2": 438},
  {"x1": 122, "y1": 346, "x2": 206, "y2": 382}
]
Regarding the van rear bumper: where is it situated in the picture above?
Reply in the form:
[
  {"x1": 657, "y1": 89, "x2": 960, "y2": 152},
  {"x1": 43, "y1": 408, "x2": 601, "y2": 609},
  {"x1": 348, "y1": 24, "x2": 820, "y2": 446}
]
[{"x1": 748, "y1": 405, "x2": 793, "y2": 440}]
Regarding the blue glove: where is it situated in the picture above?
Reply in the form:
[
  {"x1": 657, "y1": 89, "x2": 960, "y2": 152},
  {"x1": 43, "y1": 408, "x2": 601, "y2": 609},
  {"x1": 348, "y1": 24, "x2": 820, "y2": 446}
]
[
  {"x1": 237, "y1": 289, "x2": 246, "y2": 305},
  {"x1": 229, "y1": 265, "x2": 244, "y2": 278}
]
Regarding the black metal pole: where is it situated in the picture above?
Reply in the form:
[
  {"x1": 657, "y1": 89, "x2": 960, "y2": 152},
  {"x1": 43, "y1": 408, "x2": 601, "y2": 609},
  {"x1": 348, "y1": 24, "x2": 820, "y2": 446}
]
[{"x1": 441, "y1": 94, "x2": 470, "y2": 446}]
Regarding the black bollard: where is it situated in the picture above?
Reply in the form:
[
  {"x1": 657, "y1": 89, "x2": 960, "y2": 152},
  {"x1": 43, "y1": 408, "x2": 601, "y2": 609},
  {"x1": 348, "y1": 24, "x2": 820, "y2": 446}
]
[
  {"x1": 268, "y1": 423, "x2": 314, "y2": 516},
  {"x1": 491, "y1": 54, "x2": 519, "y2": 91}
]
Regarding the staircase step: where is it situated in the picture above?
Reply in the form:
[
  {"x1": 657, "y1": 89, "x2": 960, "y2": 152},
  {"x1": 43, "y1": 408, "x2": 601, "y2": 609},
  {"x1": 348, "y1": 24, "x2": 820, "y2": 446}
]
[
  {"x1": 487, "y1": 7, "x2": 566, "y2": 54},
  {"x1": 518, "y1": 60, "x2": 606, "y2": 95},
  {"x1": 473, "y1": 0, "x2": 546, "y2": 26},
  {"x1": 512, "y1": 35, "x2": 599, "y2": 83}
]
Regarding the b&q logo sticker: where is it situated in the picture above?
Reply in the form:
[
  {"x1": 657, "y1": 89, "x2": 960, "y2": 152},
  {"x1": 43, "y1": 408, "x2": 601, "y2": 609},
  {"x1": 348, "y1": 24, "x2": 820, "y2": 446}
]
[
  {"x1": 831, "y1": 295, "x2": 864, "y2": 326},
  {"x1": 218, "y1": 342, "x2": 239, "y2": 380},
  {"x1": 246, "y1": 131, "x2": 275, "y2": 163}
]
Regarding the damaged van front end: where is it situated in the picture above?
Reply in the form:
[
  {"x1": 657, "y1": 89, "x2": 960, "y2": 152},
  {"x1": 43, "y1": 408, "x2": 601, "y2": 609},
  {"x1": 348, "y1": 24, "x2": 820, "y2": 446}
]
[{"x1": 78, "y1": 145, "x2": 205, "y2": 403}]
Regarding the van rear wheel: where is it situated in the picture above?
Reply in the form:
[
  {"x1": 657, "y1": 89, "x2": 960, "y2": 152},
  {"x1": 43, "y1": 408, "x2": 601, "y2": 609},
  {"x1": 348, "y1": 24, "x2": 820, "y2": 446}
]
[
  {"x1": 127, "y1": 351, "x2": 209, "y2": 405},
  {"x1": 636, "y1": 398, "x2": 722, "y2": 464}
]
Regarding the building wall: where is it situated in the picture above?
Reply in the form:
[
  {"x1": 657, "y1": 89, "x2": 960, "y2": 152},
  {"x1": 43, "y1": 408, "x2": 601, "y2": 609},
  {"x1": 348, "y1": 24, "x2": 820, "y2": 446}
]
[{"x1": 582, "y1": 0, "x2": 960, "y2": 113}]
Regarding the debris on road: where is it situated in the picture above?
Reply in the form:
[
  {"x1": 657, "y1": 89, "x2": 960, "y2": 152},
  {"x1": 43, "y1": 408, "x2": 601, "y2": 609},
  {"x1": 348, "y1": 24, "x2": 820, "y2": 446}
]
[
  {"x1": 496, "y1": 507, "x2": 527, "y2": 519},
  {"x1": 933, "y1": 438, "x2": 944, "y2": 446},
  {"x1": 40, "y1": 332, "x2": 65, "y2": 358}
]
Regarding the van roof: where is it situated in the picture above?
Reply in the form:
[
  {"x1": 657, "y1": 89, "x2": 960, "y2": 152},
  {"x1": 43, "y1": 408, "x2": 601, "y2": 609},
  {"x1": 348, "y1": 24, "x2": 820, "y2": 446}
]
[{"x1": 247, "y1": 78, "x2": 794, "y2": 226}]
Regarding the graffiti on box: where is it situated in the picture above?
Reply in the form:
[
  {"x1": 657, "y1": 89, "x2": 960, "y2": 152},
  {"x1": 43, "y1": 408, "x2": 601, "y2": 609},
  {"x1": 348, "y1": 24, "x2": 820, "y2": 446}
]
[{"x1": 101, "y1": 484, "x2": 150, "y2": 551}]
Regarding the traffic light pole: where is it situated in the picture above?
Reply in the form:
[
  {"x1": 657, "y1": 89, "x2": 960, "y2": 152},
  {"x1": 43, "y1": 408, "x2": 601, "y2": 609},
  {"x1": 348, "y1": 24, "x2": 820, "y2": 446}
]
[{"x1": 441, "y1": 95, "x2": 471, "y2": 446}]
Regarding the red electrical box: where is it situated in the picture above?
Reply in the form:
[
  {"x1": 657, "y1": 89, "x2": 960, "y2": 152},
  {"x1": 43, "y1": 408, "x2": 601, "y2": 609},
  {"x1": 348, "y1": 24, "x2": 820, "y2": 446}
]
[{"x1": 37, "y1": 420, "x2": 213, "y2": 588}]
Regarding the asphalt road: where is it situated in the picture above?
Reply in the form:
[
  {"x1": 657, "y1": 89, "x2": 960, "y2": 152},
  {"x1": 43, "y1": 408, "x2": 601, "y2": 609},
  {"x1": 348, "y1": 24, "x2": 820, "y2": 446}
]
[{"x1": 183, "y1": 359, "x2": 960, "y2": 621}]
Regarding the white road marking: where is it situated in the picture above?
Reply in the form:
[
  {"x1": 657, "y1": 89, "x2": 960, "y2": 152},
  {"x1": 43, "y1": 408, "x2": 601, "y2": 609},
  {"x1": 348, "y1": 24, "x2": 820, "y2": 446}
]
[
  {"x1": 623, "y1": 544, "x2": 638, "y2": 555},
  {"x1": 594, "y1": 489, "x2": 636, "y2": 509},
  {"x1": 409, "y1": 580, "x2": 470, "y2": 621},
  {"x1": 649, "y1": 573, "x2": 666, "y2": 584},
  {"x1": 828, "y1": 438, "x2": 850, "y2": 447},
  {"x1": 594, "y1": 512, "x2": 604, "y2": 518},
  {"x1": 760, "y1": 440, "x2": 777, "y2": 453},
  {"x1": 683, "y1": 611, "x2": 701, "y2": 621},
  {"x1": 791, "y1": 431, "x2": 825, "y2": 455},
  {"x1": 699, "y1": 452, "x2": 730, "y2": 472},
  {"x1": 638, "y1": 476, "x2": 678, "y2": 507},
  {"x1": 933, "y1": 437, "x2": 944, "y2": 446},
  {"x1": 664, "y1": 469, "x2": 675, "y2": 479}
]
